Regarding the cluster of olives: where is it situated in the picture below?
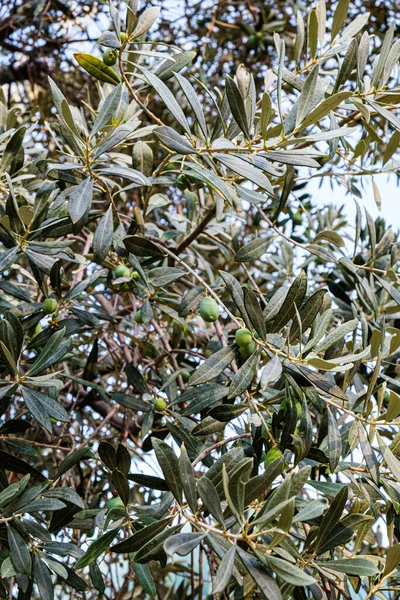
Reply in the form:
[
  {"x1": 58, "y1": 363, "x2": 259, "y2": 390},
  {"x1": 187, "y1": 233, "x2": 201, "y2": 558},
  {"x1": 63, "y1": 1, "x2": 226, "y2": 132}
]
[
  {"x1": 113, "y1": 264, "x2": 140, "y2": 291},
  {"x1": 235, "y1": 327, "x2": 256, "y2": 358}
]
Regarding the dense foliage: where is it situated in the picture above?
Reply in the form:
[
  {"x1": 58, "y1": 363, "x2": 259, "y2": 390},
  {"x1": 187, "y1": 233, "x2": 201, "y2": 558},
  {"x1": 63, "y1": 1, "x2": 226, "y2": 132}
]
[{"x1": 1, "y1": 0, "x2": 400, "y2": 598}]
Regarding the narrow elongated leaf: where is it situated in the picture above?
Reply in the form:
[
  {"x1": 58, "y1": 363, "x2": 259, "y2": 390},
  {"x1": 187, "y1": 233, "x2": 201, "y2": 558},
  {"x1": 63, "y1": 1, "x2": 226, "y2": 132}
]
[
  {"x1": 235, "y1": 237, "x2": 271, "y2": 263},
  {"x1": 152, "y1": 439, "x2": 182, "y2": 503},
  {"x1": 331, "y1": 0, "x2": 350, "y2": 40},
  {"x1": 317, "y1": 558, "x2": 378, "y2": 576},
  {"x1": 188, "y1": 346, "x2": 236, "y2": 387},
  {"x1": 296, "y1": 64, "x2": 319, "y2": 127},
  {"x1": 91, "y1": 85, "x2": 122, "y2": 136},
  {"x1": 315, "y1": 318, "x2": 358, "y2": 353},
  {"x1": 123, "y1": 235, "x2": 165, "y2": 258},
  {"x1": 74, "y1": 53, "x2": 120, "y2": 84},
  {"x1": 33, "y1": 555, "x2": 53, "y2": 600},
  {"x1": 244, "y1": 287, "x2": 266, "y2": 339},
  {"x1": 228, "y1": 350, "x2": 258, "y2": 399},
  {"x1": 294, "y1": 498, "x2": 329, "y2": 523},
  {"x1": 21, "y1": 387, "x2": 69, "y2": 432},
  {"x1": 7, "y1": 525, "x2": 31, "y2": 575},
  {"x1": 213, "y1": 545, "x2": 237, "y2": 594},
  {"x1": 198, "y1": 477, "x2": 224, "y2": 525},
  {"x1": 315, "y1": 486, "x2": 348, "y2": 551},
  {"x1": 164, "y1": 532, "x2": 206, "y2": 556},
  {"x1": 175, "y1": 73, "x2": 207, "y2": 138},
  {"x1": 131, "y1": 6, "x2": 161, "y2": 38},
  {"x1": 138, "y1": 67, "x2": 190, "y2": 134},
  {"x1": 134, "y1": 524, "x2": 182, "y2": 563},
  {"x1": 132, "y1": 563, "x2": 157, "y2": 597},
  {"x1": 357, "y1": 422, "x2": 379, "y2": 484},
  {"x1": 225, "y1": 75, "x2": 250, "y2": 140},
  {"x1": 154, "y1": 126, "x2": 196, "y2": 154},
  {"x1": 147, "y1": 267, "x2": 185, "y2": 287},
  {"x1": 366, "y1": 97, "x2": 400, "y2": 133},
  {"x1": 327, "y1": 408, "x2": 341, "y2": 472},
  {"x1": 111, "y1": 517, "x2": 172, "y2": 553},
  {"x1": 215, "y1": 154, "x2": 273, "y2": 195},
  {"x1": 55, "y1": 447, "x2": 94, "y2": 479},
  {"x1": 382, "y1": 544, "x2": 400, "y2": 577},
  {"x1": 333, "y1": 38, "x2": 357, "y2": 93},
  {"x1": 273, "y1": 271, "x2": 307, "y2": 331},
  {"x1": 377, "y1": 432, "x2": 400, "y2": 482},
  {"x1": 236, "y1": 547, "x2": 282, "y2": 600},
  {"x1": 93, "y1": 206, "x2": 113, "y2": 263},
  {"x1": 68, "y1": 178, "x2": 93, "y2": 225},
  {"x1": 289, "y1": 289, "x2": 326, "y2": 342},
  {"x1": 179, "y1": 445, "x2": 197, "y2": 513},
  {"x1": 300, "y1": 91, "x2": 353, "y2": 130},
  {"x1": 265, "y1": 555, "x2": 316, "y2": 585},
  {"x1": 75, "y1": 529, "x2": 120, "y2": 569},
  {"x1": 29, "y1": 327, "x2": 67, "y2": 376}
]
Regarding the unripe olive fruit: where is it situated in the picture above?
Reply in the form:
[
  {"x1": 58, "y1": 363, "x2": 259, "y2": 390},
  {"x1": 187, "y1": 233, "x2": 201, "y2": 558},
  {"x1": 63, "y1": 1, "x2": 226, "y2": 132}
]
[
  {"x1": 103, "y1": 48, "x2": 117, "y2": 66},
  {"x1": 107, "y1": 496, "x2": 124, "y2": 509},
  {"x1": 154, "y1": 397, "x2": 167, "y2": 412},
  {"x1": 113, "y1": 265, "x2": 130, "y2": 278},
  {"x1": 199, "y1": 297, "x2": 219, "y2": 323},
  {"x1": 120, "y1": 32, "x2": 128, "y2": 43},
  {"x1": 42, "y1": 298, "x2": 58, "y2": 314},
  {"x1": 235, "y1": 328, "x2": 253, "y2": 347},
  {"x1": 181, "y1": 369, "x2": 191, "y2": 382},
  {"x1": 131, "y1": 270, "x2": 140, "y2": 280},
  {"x1": 27, "y1": 323, "x2": 42, "y2": 339},
  {"x1": 176, "y1": 174, "x2": 189, "y2": 190},
  {"x1": 292, "y1": 212, "x2": 303, "y2": 226},
  {"x1": 264, "y1": 447, "x2": 283, "y2": 467},
  {"x1": 295, "y1": 401, "x2": 302, "y2": 419},
  {"x1": 239, "y1": 340, "x2": 256, "y2": 358},
  {"x1": 135, "y1": 310, "x2": 143, "y2": 324},
  {"x1": 246, "y1": 34, "x2": 260, "y2": 51}
]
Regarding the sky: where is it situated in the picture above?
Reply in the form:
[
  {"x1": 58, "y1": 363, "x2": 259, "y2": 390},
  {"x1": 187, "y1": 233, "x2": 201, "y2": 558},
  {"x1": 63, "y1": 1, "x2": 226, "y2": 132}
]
[{"x1": 310, "y1": 170, "x2": 400, "y2": 231}]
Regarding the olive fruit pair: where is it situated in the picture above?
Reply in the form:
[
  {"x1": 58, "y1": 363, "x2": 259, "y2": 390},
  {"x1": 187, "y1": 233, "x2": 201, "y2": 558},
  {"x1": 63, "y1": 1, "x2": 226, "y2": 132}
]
[
  {"x1": 42, "y1": 298, "x2": 58, "y2": 315},
  {"x1": 235, "y1": 327, "x2": 255, "y2": 357},
  {"x1": 199, "y1": 297, "x2": 219, "y2": 323}
]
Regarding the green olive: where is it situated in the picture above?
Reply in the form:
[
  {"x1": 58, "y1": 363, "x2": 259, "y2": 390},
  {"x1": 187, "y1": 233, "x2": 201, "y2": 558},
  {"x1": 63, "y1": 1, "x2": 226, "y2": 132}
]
[
  {"x1": 135, "y1": 310, "x2": 143, "y2": 324},
  {"x1": 176, "y1": 174, "x2": 189, "y2": 190},
  {"x1": 42, "y1": 298, "x2": 58, "y2": 314},
  {"x1": 120, "y1": 32, "x2": 128, "y2": 44},
  {"x1": 113, "y1": 264, "x2": 130, "y2": 278},
  {"x1": 154, "y1": 397, "x2": 167, "y2": 412},
  {"x1": 103, "y1": 48, "x2": 117, "y2": 66},
  {"x1": 119, "y1": 281, "x2": 133, "y2": 292},
  {"x1": 292, "y1": 212, "x2": 303, "y2": 226},
  {"x1": 181, "y1": 369, "x2": 191, "y2": 382},
  {"x1": 235, "y1": 328, "x2": 253, "y2": 347},
  {"x1": 131, "y1": 270, "x2": 140, "y2": 280},
  {"x1": 239, "y1": 340, "x2": 256, "y2": 358},
  {"x1": 246, "y1": 34, "x2": 260, "y2": 51},
  {"x1": 199, "y1": 297, "x2": 219, "y2": 323}
]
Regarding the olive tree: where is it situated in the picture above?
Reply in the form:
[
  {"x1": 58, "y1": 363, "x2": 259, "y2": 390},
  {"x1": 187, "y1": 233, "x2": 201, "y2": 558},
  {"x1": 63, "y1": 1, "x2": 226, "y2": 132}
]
[{"x1": 1, "y1": 1, "x2": 400, "y2": 599}]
